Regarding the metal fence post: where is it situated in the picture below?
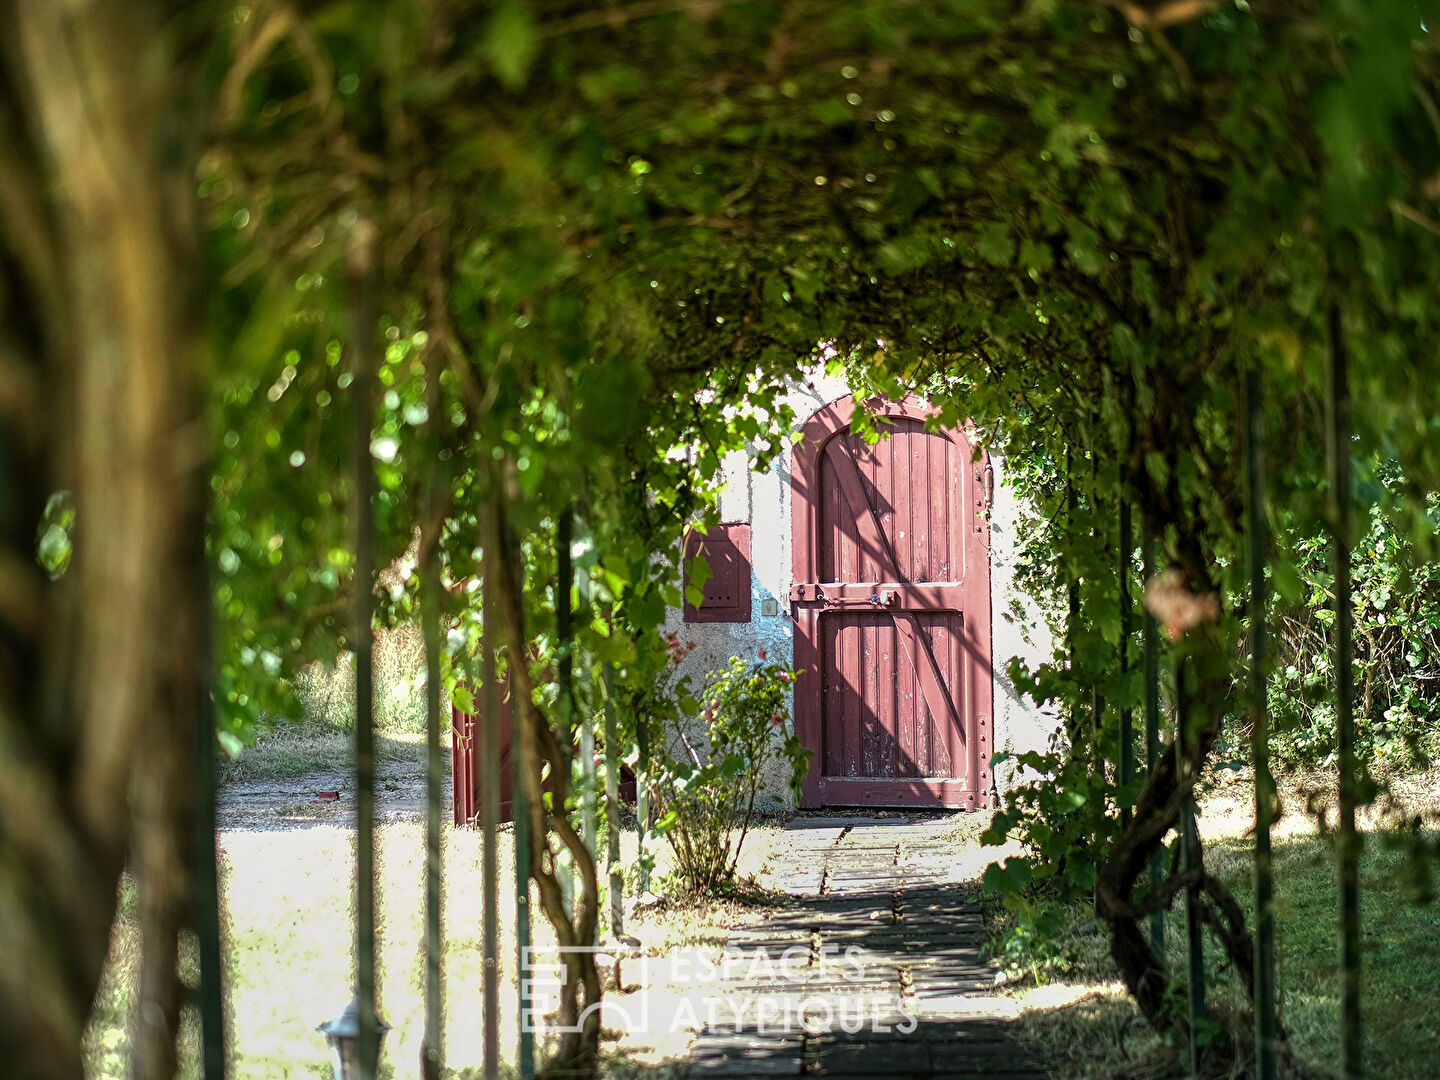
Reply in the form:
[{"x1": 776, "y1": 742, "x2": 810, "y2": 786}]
[
  {"x1": 1119, "y1": 494, "x2": 1134, "y2": 828},
  {"x1": 1327, "y1": 301, "x2": 1362, "y2": 1080},
  {"x1": 1090, "y1": 458, "x2": 1104, "y2": 750},
  {"x1": 1065, "y1": 461, "x2": 1080, "y2": 742},
  {"x1": 1177, "y1": 670, "x2": 1206, "y2": 1076},
  {"x1": 637, "y1": 703, "x2": 651, "y2": 896},
  {"x1": 480, "y1": 566, "x2": 502, "y2": 1080},
  {"x1": 1245, "y1": 364, "x2": 1278, "y2": 1080},
  {"x1": 510, "y1": 617, "x2": 536, "y2": 1078},
  {"x1": 577, "y1": 547, "x2": 598, "y2": 940},
  {"x1": 1141, "y1": 521, "x2": 1164, "y2": 955},
  {"x1": 347, "y1": 219, "x2": 381, "y2": 1080},
  {"x1": 603, "y1": 664, "x2": 624, "y2": 937},
  {"x1": 193, "y1": 501, "x2": 226, "y2": 1079},
  {"x1": 556, "y1": 510, "x2": 576, "y2": 917},
  {"x1": 421, "y1": 526, "x2": 444, "y2": 1079}
]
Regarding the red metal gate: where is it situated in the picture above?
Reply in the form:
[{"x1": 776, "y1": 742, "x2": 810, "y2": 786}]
[{"x1": 790, "y1": 394, "x2": 993, "y2": 809}]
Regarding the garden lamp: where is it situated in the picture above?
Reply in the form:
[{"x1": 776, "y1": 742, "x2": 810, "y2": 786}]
[{"x1": 317, "y1": 992, "x2": 389, "y2": 1080}]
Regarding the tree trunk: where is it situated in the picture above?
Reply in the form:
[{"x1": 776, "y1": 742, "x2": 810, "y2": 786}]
[{"x1": 0, "y1": 3, "x2": 211, "y2": 1077}]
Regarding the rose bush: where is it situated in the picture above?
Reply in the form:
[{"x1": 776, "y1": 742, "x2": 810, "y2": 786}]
[{"x1": 652, "y1": 651, "x2": 811, "y2": 894}]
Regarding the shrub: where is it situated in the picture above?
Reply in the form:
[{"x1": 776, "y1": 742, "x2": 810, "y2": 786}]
[
  {"x1": 652, "y1": 650, "x2": 811, "y2": 894},
  {"x1": 1266, "y1": 487, "x2": 1440, "y2": 768}
]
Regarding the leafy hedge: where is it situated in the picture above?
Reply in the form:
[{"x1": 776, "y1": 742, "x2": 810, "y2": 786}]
[{"x1": 1268, "y1": 482, "x2": 1440, "y2": 768}]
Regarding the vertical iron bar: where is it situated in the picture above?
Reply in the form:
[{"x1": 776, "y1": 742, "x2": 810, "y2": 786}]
[
  {"x1": 637, "y1": 704, "x2": 651, "y2": 896},
  {"x1": 1177, "y1": 669, "x2": 1206, "y2": 1076},
  {"x1": 577, "y1": 538, "x2": 598, "y2": 940},
  {"x1": 1065, "y1": 461, "x2": 1080, "y2": 740},
  {"x1": 421, "y1": 521, "x2": 444, "y2": 1080},
  {"x1": 193, "y1": 482, "x2": 226, "y2": 1080},
  {"x1": 508, "y1": 570, "x2": 536, "y2": 1080},
  {"x1": 1119, "y1": 493, "x2": 1133, "y2": 827},
  {"x1": 1245, "y1": 366, "x2": 1278, "y2": 1080},
  {"x1": 556, "y1": 510, "x2": 576, "y2": 916},
  {"x1": 557, "y1": 509, "x2": 573, "y2": 739},
  {"x1": 581, "y1": 716, "x2": 597, "y2": 856},
  {"x1": 347, "y1": 219, "x2": 380, "y2": 1080},
  {"x1": 603, "y1": 664, "x2": 623, "y2": 937},
  {"x1": 1141, "y1": 521, "x2": 1164, "y2": 954},
  {"x1": 581, "y1": 709, "x2": 597, "y2": 831},
  {"x1": 1327, "y1": 301, "x2": 1362, "y2": 1080},
  {"x1": 481, "y1": 564, "x2": 502, "y2": 1080},
  {"x1": 1090, "y1": 457, "x2": 1103, "y2": 750}
]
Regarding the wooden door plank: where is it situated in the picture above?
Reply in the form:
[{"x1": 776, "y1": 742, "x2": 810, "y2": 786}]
[
  {"x1": 823, "y1": 618, "x2": 843, "y2": 779},
  {"x1": 881, "y1": 615, "x2": 898, "y2": 777},
  {"x1": 913, "y1": 428, "x2": 930, "y2": 581},
  {"x1": 794, "y1": 606, "x2": 824, "y2": 808},
  {"x1": 894, "y1": 426, "x2": 912, "y2": 583},
  {"x1": 840, "y1": 616, "x2": 852, "y2": 777},
  {"x1": 899, "y1": 612, "x2": 919, "y2": 777},
  {"x1": 859, "y1": 616, "x2": 874, "y2": 777},
  {"x1": 952, "y1": 435, "x2": 968, "y2": 580},
  {"x1": 899, "y1": 428, "x2": 921, "y2": 773},
  {"x1": 939, "y1": 434, "x2": 952, "y2": 581},
  {"x1": 894, "y1": 611, "x2": 966, "y2": 754},
  {"x1": 825, "y1": 434, "x2": 903, "y2": 581}
]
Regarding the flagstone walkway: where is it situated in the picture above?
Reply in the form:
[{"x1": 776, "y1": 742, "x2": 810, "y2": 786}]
[{"x1": 688, "y1": 815, "x2": 1046, "y2": 1080}]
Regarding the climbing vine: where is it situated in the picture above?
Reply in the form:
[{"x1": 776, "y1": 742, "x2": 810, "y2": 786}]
[
  {"x1": 208, "y1": 1, "x2": 1440, "y2": 1073},
  {"x1": 7, "y1": 1, "x2": 1440, "y2": 1077}
]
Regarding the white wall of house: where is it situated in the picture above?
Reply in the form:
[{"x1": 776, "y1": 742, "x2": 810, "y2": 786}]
[{"x1": 659, "y1": 371, "x2": 1057, "y2": 809}]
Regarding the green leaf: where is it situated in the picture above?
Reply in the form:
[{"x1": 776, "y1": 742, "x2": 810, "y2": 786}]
[
  {"x1": 485, "y1": 1, "x2": 538, "y2": 90},
  {"x1": 217, "y1": 730, "x2": 246, "y2": 760},
  {"x1": 1271, "y1": 560, "x2": 1303, "y2": 603},
  {"x1": 976, "y1": 222, "x2": 1015, "y2": 266}
]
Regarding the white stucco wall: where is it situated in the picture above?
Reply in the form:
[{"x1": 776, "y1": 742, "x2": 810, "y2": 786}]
[
  {"x1": 659, "y1": 371, "x2": 1056, "y2": 810},
  {"x1": 985, "y1": 447, "x2": 1064, "y2": 793}
]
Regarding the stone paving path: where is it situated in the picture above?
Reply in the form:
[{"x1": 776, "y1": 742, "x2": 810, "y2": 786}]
[{"x1": 689, "y1": 815, "x2": 1046, "y2": 1080}]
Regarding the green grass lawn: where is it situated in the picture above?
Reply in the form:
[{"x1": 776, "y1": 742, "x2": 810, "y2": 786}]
[
  {"x1": 997, "y1": 779, "x2": 1440, "y2": 1080},
  {"x1": 84, "y1": 810, "x2": 790, "y2": 1078},
  {"x1": 220, "y1": 727, "x2": 429, "y2": 782},
  {"x1": 1215, "y1": 831, "x2": 1440, "y2": 1080}
]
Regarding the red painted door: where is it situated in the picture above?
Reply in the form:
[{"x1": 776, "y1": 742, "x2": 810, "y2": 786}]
[{"x1": 791, "y1": 395, "x2": 993, "y2": 809}]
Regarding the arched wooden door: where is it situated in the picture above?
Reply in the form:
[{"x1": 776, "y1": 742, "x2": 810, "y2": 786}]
[{"x1": 790, "y1": 395, "x2": 993, "y2": 809}]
